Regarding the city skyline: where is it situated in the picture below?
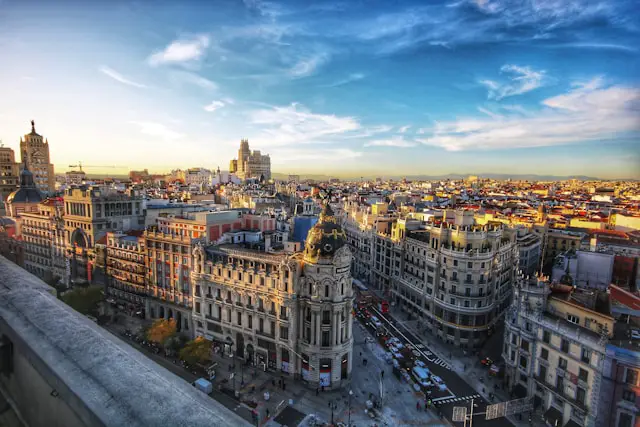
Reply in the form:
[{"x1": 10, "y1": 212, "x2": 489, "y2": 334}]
[{"x1": 0, "y1": 0, "x2": 639, "y2": 179}]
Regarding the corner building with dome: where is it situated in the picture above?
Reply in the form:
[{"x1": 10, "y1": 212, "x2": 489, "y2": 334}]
[{"x1": 191, "y1": 202, "x2": 354, "y2": 389}]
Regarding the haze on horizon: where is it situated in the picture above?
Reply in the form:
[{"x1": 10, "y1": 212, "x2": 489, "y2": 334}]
[{"x1": 0, "y1": 0, "x2": 639, "y2": 179}]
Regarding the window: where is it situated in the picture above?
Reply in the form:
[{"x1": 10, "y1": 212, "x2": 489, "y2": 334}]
[
  {"x1": 558, "y1": 357, "x2": 567, "y2": 370},
  {"x1": 323, "y1": 311, "x2": 331, "y2": 324},
  {"x1": 622, "y1": 390, "x2": 635, "y2": 402},
  {"x1": 567, "y1": 314, "x2": 579, "y2": 324},
  {"x1": 325, "y1": 286, "x2": 329, "y2": 298},
  {"x1": 280, "y1": 306, "x2": 287, "y2": 319},
  {"x1": 322, "y1": 331, "x2": 330, "y2": 347},
  {"x1": 195, "y1": 302, "x2": 201, "y2": 313},
  {"x1": 519, "y1": 355, "x2": 528, "y2": 369},
  {"x1": 511, "y1": 334, "x2": 517, "y2": 345},
  {"x1": 539, "y1": 365, "x2": 547, "y2": 381},
  {"x1": 560, "y1": 339, "x2": 570, "y2": 353},
  {"x1": 248, "y1": 315, "x2": 253, "y2": 329},
  {"x1": 227, "y1": 309, "x2": 231, "y2": 322},
  {"x1": 521, "y1": 339, "x2": 530, "y2": 352},
  {"x1": 540, "y1": 348, "x2": 549, "y2": 360},
  {"x1": 543, "y1": 330, "x2": 551, "y2": 344},
  {"x1": 237, "y1": 312, "x2": 242, "y2": 326},
  {"x1": 618, "y1": 412, "x2": 633, "y2": 427},
  {"x1": 453, "y1": 260, "x2": 458, "y2": 266},
  {"x1": 576, "y1": 387, "x2": 586, "y2": 405},
  {"x1": 280, "y1": 326, "x2": 289, "y2": 340},
  {"x1": 624, "y1": 369, "x2": 638, "y2": 386},
  {"x1": 468, "y1": 262, "x2": 472, "y2": 268},
  {"x1": 259, "y1": 318, "x2": 264, "y2": 332},
  {"x1": 578, "y1": 368, "x2": 588, "y2": 382}
]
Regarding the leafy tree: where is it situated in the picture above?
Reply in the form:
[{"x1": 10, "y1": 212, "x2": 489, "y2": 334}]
[
  {"x1": 179, "y1": 336, "x2": 213, "y2": 366},
  {"x1": 60, "y1": 285, "x2": 103, "y2": 315},
  {"x1": 146, "y1": 318, "x2": 177, "y2": 347}
]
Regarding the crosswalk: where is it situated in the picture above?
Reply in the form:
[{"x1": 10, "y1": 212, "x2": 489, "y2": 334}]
[{"x1": 432, "y1": 394, "x2": 481, "y2": 405}]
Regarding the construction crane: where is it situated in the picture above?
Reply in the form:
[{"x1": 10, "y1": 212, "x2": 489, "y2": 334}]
[{"x1": 68, "y1": 162, "x2": 123, "y2": 172}]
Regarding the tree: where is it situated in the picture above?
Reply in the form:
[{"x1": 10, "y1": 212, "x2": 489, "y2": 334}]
[
  {"x1": 146, "y1": 318, "x2": 177, "y2": 347},
  {"x1": 60, "y1": 285, "x2": 103, "y2": 315},
  {"x1": 179, "y1": 336, "x2": 213, "y2": 366}
]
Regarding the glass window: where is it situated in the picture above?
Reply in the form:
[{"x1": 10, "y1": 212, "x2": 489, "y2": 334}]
[{"x1": 625, "y1": 369, "x2": 638, "y2": 386}]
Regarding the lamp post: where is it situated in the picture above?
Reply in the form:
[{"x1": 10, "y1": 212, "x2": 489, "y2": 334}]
[
  {"x1": 348, "y1": 389, "x2": 353, "y2": 427},
  {"x1": 329, "y1": 399, "x2": 338, "y2": 425}
]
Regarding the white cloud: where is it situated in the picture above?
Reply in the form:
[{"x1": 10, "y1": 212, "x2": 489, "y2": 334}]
[
  {"x1": 99, "y1": 66, "x2": 146, "y2": 88},
  {"x1": 418, "y1": 78, "x2": 640, "y2": 151},
  {"x1": 130, "y1": 121, "x2": 183, "y2": 140},
  {"x1": 203, "y1": 101, "x2": 226, "y2": 112},
  {"x1": 324, "y1": 73, "x2": 365, "y2": 87},
  {"x1": 248, "y1": 103, "x2": 361, "y2": 146},
  {"x1": 289, "y1": 53, "x2": 329, "y2": 77},
  {"x1": 480, "y1": 64, "x2": 547, "y2": 100},
  {"x1": 221, "y1": 97, "x2": 235, "y2": 105},
  {"x1": 364, "y1": 137, "x2": 417, "y2": 148},
  {"x1": 168, "y1": 70, "x2": 217, "y2": 89},
  {"x1": 148, "y1": 35, "x2": 210, "y2": 66},
  {"x1": 398, "y1": 125, "x2": 411, "y2": 133}
]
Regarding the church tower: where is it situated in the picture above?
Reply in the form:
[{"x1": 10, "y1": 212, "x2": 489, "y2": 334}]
[
  {"x1": 298, "y1": 201, "x2": 354, "y2": 389},
  {"x1": 20, "y1": 120, "x2": 55, "y2": 194}
]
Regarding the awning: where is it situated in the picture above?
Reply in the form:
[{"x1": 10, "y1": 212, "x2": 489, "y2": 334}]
[
  {"x1": 544, "y1": 406, "x2": 564, "y2": 427},
  {"x1": 514, "y1": 384, "x2": 528, "y2": 399}
]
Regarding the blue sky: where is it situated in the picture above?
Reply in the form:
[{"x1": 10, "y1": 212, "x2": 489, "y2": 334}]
[{"x1": 0, "y1": 0, "x2": 639, "y2": 178}]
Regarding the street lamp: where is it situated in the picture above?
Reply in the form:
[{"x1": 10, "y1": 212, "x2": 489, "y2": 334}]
[
  {"x1": 329, "y1": 399, "x2": 338, "y2": 425},
  {"x1": 348, "y1": 389, "x2": 353, "y2": 427}
]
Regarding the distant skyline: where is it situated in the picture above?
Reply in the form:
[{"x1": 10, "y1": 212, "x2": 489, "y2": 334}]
[{"x1": 0, "y1": 0, "x2": 639, "y2": 179}]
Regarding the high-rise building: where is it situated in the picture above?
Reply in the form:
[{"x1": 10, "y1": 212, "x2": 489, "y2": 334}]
[
  {"x1": 190, "y1": 203, "x2": 354, "y2": 388},
  {"x1": 229, "y1": 139, "x2": 271, "y2": 181},
  {"x1": 0, "y1": 146, "x2": 19, "y2": 214},
  {"x1": 19, "y1": 120, "x2": 55, "y2": 194}
]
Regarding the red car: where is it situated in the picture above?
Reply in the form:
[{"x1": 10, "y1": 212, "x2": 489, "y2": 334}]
[{"x1": 481, "y1": 357, "x2": 494, "y2": 366}]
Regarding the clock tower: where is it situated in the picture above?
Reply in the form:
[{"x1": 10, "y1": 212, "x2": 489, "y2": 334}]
[{"x1": 20, "y1": 120, "x2": 55, "y2": 194}]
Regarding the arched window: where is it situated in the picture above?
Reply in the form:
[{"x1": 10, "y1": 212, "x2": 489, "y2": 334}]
[{"x1": 325, "y1": 286, "x2": 329, "y2": 298}]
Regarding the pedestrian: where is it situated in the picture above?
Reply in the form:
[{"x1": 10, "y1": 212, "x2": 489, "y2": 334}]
[
  {"x1": 321, "y1": 385, "x2": 325, "y2": 392},
  {"x1": 316, "y1": 388, "x2": 319, "y2": 396},
  {"x1": 278, "y1": 379, "x2": 282, "y2": 388},
  {"x1": 381, "y1": 370, "x2": 384, "y2": 378},
  {"x1": 272, "y1": 379, "x2": 276, "y2": 387},
  {"x1": 282, "y1": 382, "x2": 286, "y2": 391},
  {"x1": 416, "y1": 401, "x2": 421, "y2": 411},
  {"x1": 360, "y1": 351, "x2": 362, "y2": 358},
  {"x1": 266, "y1": 409, "x2": 270, "y2": 419}
]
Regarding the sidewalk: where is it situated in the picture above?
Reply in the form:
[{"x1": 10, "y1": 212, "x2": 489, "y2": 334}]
[{"x1": 388, "y1": 306, "x2": 545, "y2": 427}]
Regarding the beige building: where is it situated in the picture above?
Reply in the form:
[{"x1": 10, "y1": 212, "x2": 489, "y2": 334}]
[
  {"x1": 503, "y1": 274, "x2": 613, "y2": 427},
  {"x1": 20, "y1": 120, "x2": 55, "y2": 194},
  {"x1": 229, "y1": 139, "x2": 271, "y2": 181},
  {"x1": 191, "y1": 203, "x2": 354, "y2": 388},
  {"x1": 63, "y1": 186, "x2": 144, "y2": 283},
  {"x1": 20, "y1": 198, "x2": 66, "y2": 284},
  {"x1": 65, "y1": 170, "x2": 86, "y2": 186},
  {"x1": 0, "y1": 146, "x2": 19, "y2": 214},
  {"x1": 106, "y1": 231, "x2": 146, "y2": 308}
]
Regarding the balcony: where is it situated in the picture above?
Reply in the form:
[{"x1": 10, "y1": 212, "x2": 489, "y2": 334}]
[{"x1": 534, "y1": 375, "x2": 589, "y2": 412}]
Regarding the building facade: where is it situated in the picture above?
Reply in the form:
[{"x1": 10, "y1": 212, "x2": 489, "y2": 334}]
[
  {"x1": 503, "y1": 275, "x2": 613, "y2": 427},
  {"x1": 229, "y1": 139, "x2": 271, "y2": 181},
  {"x1": 65, "y1": 170, "x2": 86, "y2": 186},
  {"x1": 0, "y1": 146, "x2": 19, "y2": 214},
  {"x1": 19, "y1": 120, "x2": 55, "y2": 194},
  {"x1": 191, "y1": 203, "x2": 354, "y2": 388},
  {"x1": 106, "y1": 231, "x2": 146, "y2": 309},
  {"x1": 63, "y1": 186, "x2": 144, "y2": 284}
]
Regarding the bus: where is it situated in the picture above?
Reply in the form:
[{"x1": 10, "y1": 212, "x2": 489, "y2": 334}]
[{"x1": 379, "y1": 300, "x2": 390, "y2": 314}]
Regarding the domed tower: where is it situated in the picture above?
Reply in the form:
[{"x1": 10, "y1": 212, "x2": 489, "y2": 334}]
[
  {"x1": 5, "y1": 160, "x2": 44, "y2": 217},
  {"x1": 298, "y1": 202, "x2": 354, "y2": 389}
]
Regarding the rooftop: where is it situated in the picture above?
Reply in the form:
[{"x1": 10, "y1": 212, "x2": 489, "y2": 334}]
[{"x1": 0, "y1": 256, "x2": 250, "y2": 427}]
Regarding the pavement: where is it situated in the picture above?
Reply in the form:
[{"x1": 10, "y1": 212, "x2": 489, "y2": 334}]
[{"x1": 384, "y1": 306, "x2": 547, "y2": 427}]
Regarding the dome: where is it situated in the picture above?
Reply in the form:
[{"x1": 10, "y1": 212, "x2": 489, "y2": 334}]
[
  {"x1": 5, "y1": 165, "x2": 44, "y2": 205},
  {"x1": 303, "y1": 203, "x2": 346, "y2": 263}
]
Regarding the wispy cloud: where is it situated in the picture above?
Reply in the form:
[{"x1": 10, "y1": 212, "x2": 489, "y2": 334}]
[
  {"x1": 242, "y1": 0, "x2": 287, "y2": 21},
  {"x1": 289, "y1": 53, "x2": 330, "y2": 77},
  {"x1": 480, "y1": 65, "x2": 548, "y2": 100},
  {"x1": 130, "y1": 121, "x2": 184, "y2": 140},
  {"x1": 99, "y1": 66, "x2": 146, "y2": 88},
  {"x1": 418, "y1": 77, "x2": 640, "y2": 151},
  {"x1": 148, "y1": 34, "x2": 210, "y2": 66},
  {"x1": 549, "y1": 42, "x2": 638, "y2": 53},
  {"x1": 168, "y1": 70, "x2": 217, "y2": 89},
  {"x1": 323, "y1": 73, "x2": 365, "y2": 87},
  {"x1": 364, "y1": 137, "x2": 417, "y2": 148},
  {"x1": 248, "y1": 103, "x2": 360, "y2": 146},
  {"x1": 203, "y1": 101, "x2": 226, "y2": 112},
  {"x1": 398, "y1": 125, "x2": 411, "y2": 133}
]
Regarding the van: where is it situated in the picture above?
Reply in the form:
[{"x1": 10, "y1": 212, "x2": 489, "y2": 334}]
[{"x1": 412, "y1": 366, "x2": 432, "y2": 388}]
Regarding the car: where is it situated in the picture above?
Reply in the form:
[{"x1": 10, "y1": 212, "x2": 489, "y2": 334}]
[
  {"x1": 481, "y1": 357, "x2": 494, "y2": 366},
  {"x1": 631, "y1": 330, "x2": 640, "y2": 340},
  {"x1": 414, "y1": 360, "x2": 427, "y2": 369}
]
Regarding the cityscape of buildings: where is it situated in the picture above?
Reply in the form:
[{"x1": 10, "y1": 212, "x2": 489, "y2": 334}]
[{"x1": 0, "y1": 118, "x2": 638, "y2": 427}]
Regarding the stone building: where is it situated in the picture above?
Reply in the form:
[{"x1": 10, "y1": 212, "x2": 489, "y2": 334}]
[
  {"x1": 0, "y1": 146, "x2": 19, "y2": 214},
  {"x1": 191, "y1": 203, "x2": 354, "y2": 388},
  {"x1": 393, "y1": 211, "x2": 519, "y2": 348},
  {"x1": 63, "y1": 186, "x2": 144, "y2": 284},
  {"x1": 19, "y1": 120, "x2": 55, "y2": 194},
  {"x1": 106, "y1": 230, "x2": 146, "y2": 310},
  {"x1": 4, "y1": 164, "x2": 43, "y2": 218},
  {"x1": 229, "y1": 139, "x2": 271, "y2": 181},
  {"x1": 20, "y1": 198, "x2": 65, "y2": 284},
  {"x1": 503, "y1": 274, "x2": 613, "y2": 427}
]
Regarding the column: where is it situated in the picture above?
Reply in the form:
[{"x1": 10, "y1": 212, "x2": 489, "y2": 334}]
[
  {"x1": 315, "y1": 312, "x2": 321, "y2": 346},
  {"x1": 334, "y1": 311, "x2": 340, "y2": 345}
]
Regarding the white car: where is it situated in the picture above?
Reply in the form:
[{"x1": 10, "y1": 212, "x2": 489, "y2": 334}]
[
  {"x1": 631, "y1": 330, "x2": 640, "y2": 340},
  {"x1": 414, "y1": 360, "x2": 427, "y2": 368}
]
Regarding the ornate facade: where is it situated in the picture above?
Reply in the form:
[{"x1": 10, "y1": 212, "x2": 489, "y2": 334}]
[
  {"x1": 19, "y1": 120, "x2": 55, "y2": 194},
  {"x1": 191, "y1": 203, "x2": 354, "y2": 389},
  {"x1": 229, "y1": 139, "x2": 271, "y2": 181},
  {"x1": 106, "y1": 231, "x2": 146, "y2": 307}
]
